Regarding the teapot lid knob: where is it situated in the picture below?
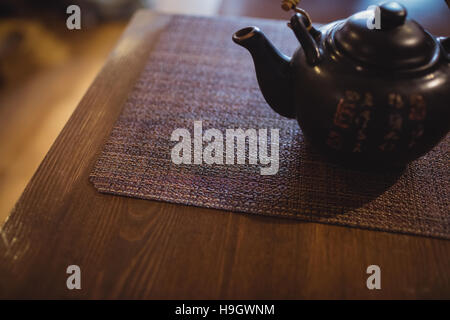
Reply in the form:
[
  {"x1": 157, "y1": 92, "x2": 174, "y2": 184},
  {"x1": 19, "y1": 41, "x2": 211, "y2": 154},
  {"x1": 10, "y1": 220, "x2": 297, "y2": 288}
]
[
  {"x1": 333, "y1": 1, "x2": 439, "y2": 69},
  {"x1": 379, "y1": 2, "x2": 407, "y2": 28}
]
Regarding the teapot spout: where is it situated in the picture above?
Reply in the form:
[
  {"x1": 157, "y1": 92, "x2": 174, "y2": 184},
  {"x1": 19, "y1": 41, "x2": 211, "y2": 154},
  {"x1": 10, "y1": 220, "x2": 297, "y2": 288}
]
[{"x1": 233, "y1": 27, "x2": 296, "y2": 118}]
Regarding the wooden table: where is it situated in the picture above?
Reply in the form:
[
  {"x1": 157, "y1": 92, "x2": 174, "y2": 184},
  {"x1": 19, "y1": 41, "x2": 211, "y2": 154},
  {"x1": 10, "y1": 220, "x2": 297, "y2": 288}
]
[{"x1": 0, "y1": 10, "x2": 449, "y2": 299}]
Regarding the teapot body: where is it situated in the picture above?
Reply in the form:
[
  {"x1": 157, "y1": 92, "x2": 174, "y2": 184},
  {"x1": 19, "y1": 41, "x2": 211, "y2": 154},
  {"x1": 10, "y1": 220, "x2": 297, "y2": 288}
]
[{"x1": 289, "y1": 22, "x2": 450, "y2": 168}]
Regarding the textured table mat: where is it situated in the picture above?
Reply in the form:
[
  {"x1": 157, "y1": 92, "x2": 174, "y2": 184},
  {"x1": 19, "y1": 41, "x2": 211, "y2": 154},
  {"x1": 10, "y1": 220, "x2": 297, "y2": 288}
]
[{"x1": 90, "y1": 15, "x2": 449, "y2": 239}]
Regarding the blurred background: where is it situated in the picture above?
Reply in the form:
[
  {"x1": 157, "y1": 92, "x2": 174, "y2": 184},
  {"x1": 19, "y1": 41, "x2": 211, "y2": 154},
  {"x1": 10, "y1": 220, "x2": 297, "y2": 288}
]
[{"x1": 0, "y1": 0, "x2": 448, "y2": 225}]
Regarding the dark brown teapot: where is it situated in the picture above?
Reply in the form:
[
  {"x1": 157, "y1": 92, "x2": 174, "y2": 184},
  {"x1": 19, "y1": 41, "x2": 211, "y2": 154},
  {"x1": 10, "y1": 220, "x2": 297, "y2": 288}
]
[{"x1": 233, "y1": 2, "x2": 450, "y2": 169}]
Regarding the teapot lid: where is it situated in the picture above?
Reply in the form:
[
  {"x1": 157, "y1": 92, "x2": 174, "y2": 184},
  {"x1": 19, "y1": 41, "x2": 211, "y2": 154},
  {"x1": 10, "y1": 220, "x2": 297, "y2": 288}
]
[{"x1": 333, "y1": 2, "x2": 438, "y2": 69}]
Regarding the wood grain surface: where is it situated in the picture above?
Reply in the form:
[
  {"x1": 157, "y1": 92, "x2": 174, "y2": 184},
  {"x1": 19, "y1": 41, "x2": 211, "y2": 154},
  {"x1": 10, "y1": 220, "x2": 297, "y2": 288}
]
[{"x1": 0, "y1": 10, "x2": 449, "y2": 299}]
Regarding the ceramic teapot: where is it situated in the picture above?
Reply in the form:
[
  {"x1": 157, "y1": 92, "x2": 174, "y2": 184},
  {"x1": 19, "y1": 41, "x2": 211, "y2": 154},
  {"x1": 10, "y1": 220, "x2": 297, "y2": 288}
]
[{"x1": 232, "y1": 2, "x2": 450, "y2": 168}]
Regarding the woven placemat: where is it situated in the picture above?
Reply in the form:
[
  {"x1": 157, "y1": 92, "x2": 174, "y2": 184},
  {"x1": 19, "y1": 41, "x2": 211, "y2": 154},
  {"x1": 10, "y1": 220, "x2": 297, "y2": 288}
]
[{"x1": 90, "y1": 15, "x2": 449, "y2": 239}]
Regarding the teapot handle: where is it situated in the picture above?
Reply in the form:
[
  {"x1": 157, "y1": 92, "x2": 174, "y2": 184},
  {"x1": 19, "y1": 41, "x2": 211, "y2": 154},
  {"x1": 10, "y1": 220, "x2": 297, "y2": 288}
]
[{"x1": 438, "y1": 37, "x2": 450, "y2": 61}]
